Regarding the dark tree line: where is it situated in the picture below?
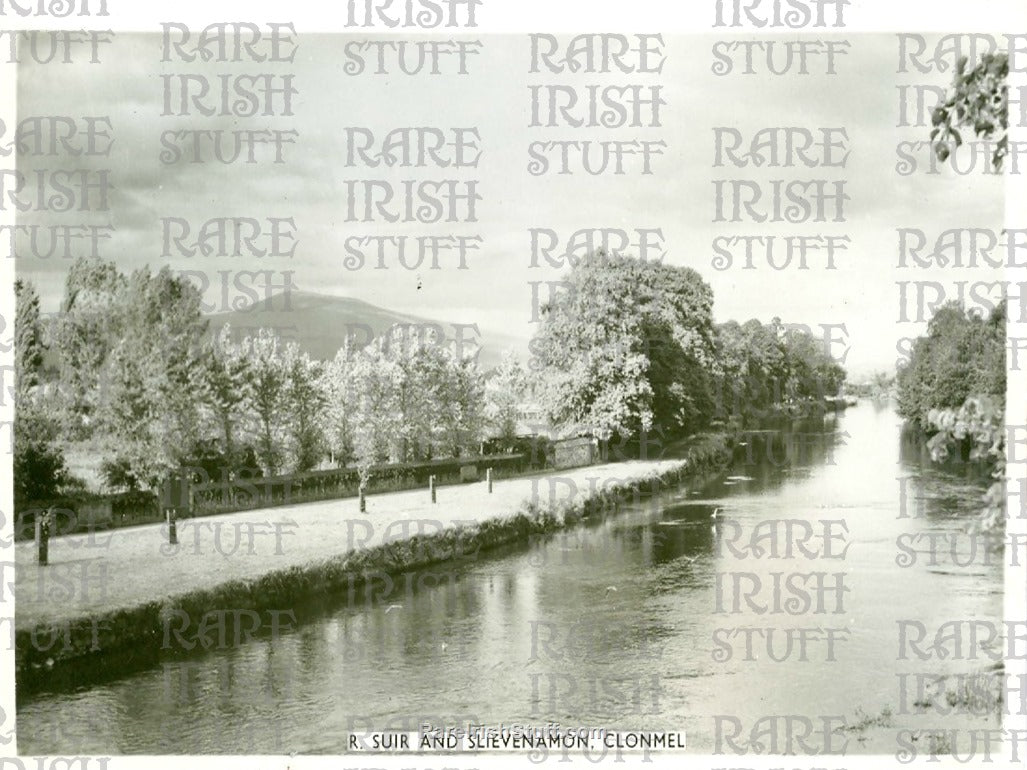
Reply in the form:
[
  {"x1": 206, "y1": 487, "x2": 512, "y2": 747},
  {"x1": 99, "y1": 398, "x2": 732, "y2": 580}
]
[{"x1": 896, "y1": 302, "x2": 1006, "y2": 531}]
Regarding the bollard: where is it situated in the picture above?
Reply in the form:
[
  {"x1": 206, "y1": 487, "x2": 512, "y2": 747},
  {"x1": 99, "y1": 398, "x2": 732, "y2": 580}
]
[
  {"x1": 487, "y1": 467, "x2": 493, "y2": 493},
  {"x1": 430, "y1": 475, "x2": 437, "y2": 504},
  {"x1": 359, "y1": 484, "x2": 366, "y2": 513},
  {"x1": 166, "y1": 509, "x2": 178, "y2": 545},
  {"x1": 36, "y1": 513, "x2": 50, "y2": 566}
]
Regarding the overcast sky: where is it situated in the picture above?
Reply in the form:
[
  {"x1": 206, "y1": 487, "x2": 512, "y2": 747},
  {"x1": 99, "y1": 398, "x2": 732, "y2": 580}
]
[{"x1": 14, "y1": 33, "x2": 1006, "y2": 376}]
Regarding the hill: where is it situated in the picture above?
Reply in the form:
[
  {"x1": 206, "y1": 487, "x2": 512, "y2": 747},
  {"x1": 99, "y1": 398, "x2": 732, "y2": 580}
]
[{"x1": 204, "y1": 290, "x2": 526, "y2": 369}]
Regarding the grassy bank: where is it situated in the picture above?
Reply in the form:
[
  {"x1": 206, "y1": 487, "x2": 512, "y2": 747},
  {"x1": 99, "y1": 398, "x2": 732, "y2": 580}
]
[{"x1": 15, "y1": 434, "x2": 731, "y2": 679}]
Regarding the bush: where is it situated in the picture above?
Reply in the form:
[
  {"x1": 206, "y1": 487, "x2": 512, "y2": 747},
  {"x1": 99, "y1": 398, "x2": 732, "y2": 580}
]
[{"x1": 13, "y1": 408, "x2": 70, "y2": 509}]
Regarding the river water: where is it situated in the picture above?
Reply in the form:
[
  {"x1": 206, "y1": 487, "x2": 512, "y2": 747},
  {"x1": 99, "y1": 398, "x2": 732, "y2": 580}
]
[{"x1": 17, "y1": 401, "x2": 1004, "y2": 756}]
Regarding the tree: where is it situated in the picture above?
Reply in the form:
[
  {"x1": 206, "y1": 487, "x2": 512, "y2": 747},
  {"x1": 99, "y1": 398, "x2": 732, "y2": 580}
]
[
  {"x1": 98, "y1": 266, "x2": 209, "y2": 489},
  {"x1": 714, "y1": 320, "x2": 767, "y2": 421},
  {"x1": 322, "y1": 342, "x2": 358, "y2": 467},
  {"x1": 897, "y1": 302, "x2": 1005, "y2": 430},
  {"x1": 14, "y1": 279, "x2": 45, "y2": 400},
  {"x1": 897, "y1": 302, "x2": 1006, "y2": 533},
  {"x1": 780, "y1": 327, "x2": 845, "y2": 401},
  {"x1": 14, "y1": 404, "x2": 70, "y2": 508},
  {"x1": 199, "y1": 324, "x2": 253, "y2": 475},
  {"x1": 14, "y1": 279, "x2": 70, "y2": 507},
  {"x1": 281, "y1": 341, "x2": 326, "y2": 472},
  {"x1": 246, "y1": 328, "x2": 289, "y2": 476},
  {"x1": 931, "y1": 53, "x2": 1008, "y2": 170},
  {"x1": 349, "y1": 335, "x2": 404, "y2": 467},
  {"x1": 484, "y1": 350, "x2": 528, "y2": 440},
  {"x1": 50, "y1": 257, "x2": 127, "y2": 437},
  {"x1": 435, "y1": 349, "x2": 485, "y2": 457},
  {"x1": 530, "y1": 251, "x2": 716, "y2": 442}
]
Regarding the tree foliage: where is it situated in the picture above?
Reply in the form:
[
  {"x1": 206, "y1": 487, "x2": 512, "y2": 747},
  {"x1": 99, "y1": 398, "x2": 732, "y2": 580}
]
[
  {"x1": 199, "y1": 324, "x2": 253, "y2": 473},
  {"x1": 897, "y1": 302, "x2": 1006, "y2": 531},
  {"x1": 14, "y1": 278, "x2": 45, "y2": 399},
  {"x1": 14, "y1": 278, "x2": 71, "y2": 507},
  {"x1": 530, "y1": 251, "x2": 717, "y2": 441},
  {"x1": 97, "y1": 266, "x2": 209, "y2": 489},
  {"x1": 896, "y1": 302, "x2": 1005, "y2": 431},
  {"x1": 713, "y1": 317, "x2": 844, "y2": 425},
  {"x1": 281, "y1": 341, "x2": 326, "y2": 473},
  {"x1": 338, "y1": 327, "x2": 486, "y2": 471},
  {"x1": 931, "y1": 53, "x2": 1008, "y2": 170},
  {"x1": 484, "y1": 350, "x2": 528, "y2": 440},
  {"x1": 531, "y1": 252, "x2": 848, "y2": 440},
  {"x1": 50, "y1": 258, "x2": 127, "y2": 437}
]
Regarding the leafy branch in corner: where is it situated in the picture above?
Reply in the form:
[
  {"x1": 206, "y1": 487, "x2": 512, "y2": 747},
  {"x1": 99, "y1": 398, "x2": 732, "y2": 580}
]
[{"x1": 931, "y1": 53, "x2": 1009, "y2": 170}]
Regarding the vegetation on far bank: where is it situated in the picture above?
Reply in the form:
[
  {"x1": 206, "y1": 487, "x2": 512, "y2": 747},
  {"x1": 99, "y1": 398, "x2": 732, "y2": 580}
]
[{"x1": 896, "y1": 302, "x2": 1006, "y2": 530}]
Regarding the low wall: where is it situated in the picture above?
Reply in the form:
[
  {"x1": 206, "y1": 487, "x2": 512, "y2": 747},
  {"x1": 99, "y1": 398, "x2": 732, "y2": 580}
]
[
  {"x1": 551, "y1": 437, "x2": 597, "y2": 469},
  {"x1": 14, "y1": 453, "x2": 534, "y2": 540}
]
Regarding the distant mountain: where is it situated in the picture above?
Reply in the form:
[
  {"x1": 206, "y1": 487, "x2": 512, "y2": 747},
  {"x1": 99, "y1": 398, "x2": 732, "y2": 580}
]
[{"x1": 204, "y1": 290, "x2": 527, "y2": 369}]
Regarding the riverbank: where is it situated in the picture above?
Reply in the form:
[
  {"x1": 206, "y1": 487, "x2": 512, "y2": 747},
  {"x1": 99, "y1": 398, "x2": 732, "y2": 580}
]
[{"x1": 14, "y1": 434, "x2": 731, "y2": 676}]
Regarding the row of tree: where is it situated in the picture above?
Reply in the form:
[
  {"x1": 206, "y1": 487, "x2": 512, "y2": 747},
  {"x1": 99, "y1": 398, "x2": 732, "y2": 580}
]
[
  {"x1": 16, "y1": 253, "x2": 848, "y2": 505},
  {"x1": 14, "y1": 260, "x2": 530, "y2": 504}
]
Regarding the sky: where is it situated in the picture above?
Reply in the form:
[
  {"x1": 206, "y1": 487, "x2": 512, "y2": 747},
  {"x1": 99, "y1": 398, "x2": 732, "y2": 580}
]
[{"x1": 12, "y1": 32, "x2": 1007, "y2": 377}]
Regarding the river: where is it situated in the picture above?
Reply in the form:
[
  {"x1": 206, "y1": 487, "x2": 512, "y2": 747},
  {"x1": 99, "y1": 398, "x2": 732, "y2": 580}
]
[{"x1": 17, "y1": 401, "x2": 1003, "y2": 756}]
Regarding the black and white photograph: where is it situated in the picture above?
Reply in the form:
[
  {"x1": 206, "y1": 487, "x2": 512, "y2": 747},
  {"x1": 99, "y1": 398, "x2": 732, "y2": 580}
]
[{"x1": 1, "y1": 1, "x2": 1025, "y2": 767}]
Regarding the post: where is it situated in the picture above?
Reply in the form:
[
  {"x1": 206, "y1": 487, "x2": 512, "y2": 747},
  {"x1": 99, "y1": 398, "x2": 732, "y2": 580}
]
[
  {"x1": 487, "y1": 467, "x2": 493, "y2": 493},
  {"x1": 166, "y1": 508, "x2": 178, "y2": 545},
  {"x1": 359, "y1": 483, "x2": 366, "y2": 513},
  {"x1": 430, "y1": 474, "x2": 437, "y2": 504},
  {"x1": 35, "y1": 510, "x2": 51, "y2": 566}
]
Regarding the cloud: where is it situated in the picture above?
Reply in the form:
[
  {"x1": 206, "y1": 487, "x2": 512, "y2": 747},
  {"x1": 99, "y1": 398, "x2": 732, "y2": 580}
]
[{"x1": 13, "y1": 32, "x2": 1005, "y2": 374}]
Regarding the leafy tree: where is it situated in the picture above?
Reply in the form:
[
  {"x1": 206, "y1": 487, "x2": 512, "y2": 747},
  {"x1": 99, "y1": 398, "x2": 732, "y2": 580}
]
[
  {"x1": 14, "y1": 279, "x2": 45, "y2": 399},
  {"x1": 713, "y1": 319, "x2": 785, "y2": 422},
  {"x1": 713, "y1": 317, "x2": 844, "y2": 424},
  {"x1": 342, "y1": 327, "x2": 487, "y2": 468},
  {"x1": 50, "y1": 257, "x2": 127, "y2": 437},
  {"x1": 485, "y1": 350, "x2": 528, "y2": 440},
  {"x1": 281, "y1": 341, "x2": 326, "y2": 472},
  {"x1": 780, "y1": 327, "x2": 846, "y2": 401},
  {"x1": 872, "y1": 370, "x2": 895, "y2": 393},
  {"x1": 530, "y1": 251, "x2": 716, "y2": 442},
  {"x1": 246, "y1": 328, "x2": 289, "y2": 476},
  {"x1": 931, "y1": 53, "x2": 1008, "y2": 170},
  {"x1": 435, "y1": 350, "x2": 485, "y2": 457},
  {"x1": 322, "y1": 342, "x2": 358, "y2": 467},
  {"x1": 349, "y1": 335, "x2": 404, "y2": 467},
  {"x1": 898, "y1": 302, "x2": 1006, "y2": 532},
  {"x1": 13, "y1": 405, "x2": 70, "y2": 508},
  {"x1": 14, "y1": 279, "x2": 71, "y2": 507},
  {"x1": 98, "y1": 267, "x2": 208, "y2": 489},
  {"x1": 387, "y1": 328, "x2": 440, "y2": 461},
  {"x1": 199, "y1": 324, "x2": 253, "y2": 475},
  {"x1": 897, "y1": 302, "x2": 1005, "y2": 430}
]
